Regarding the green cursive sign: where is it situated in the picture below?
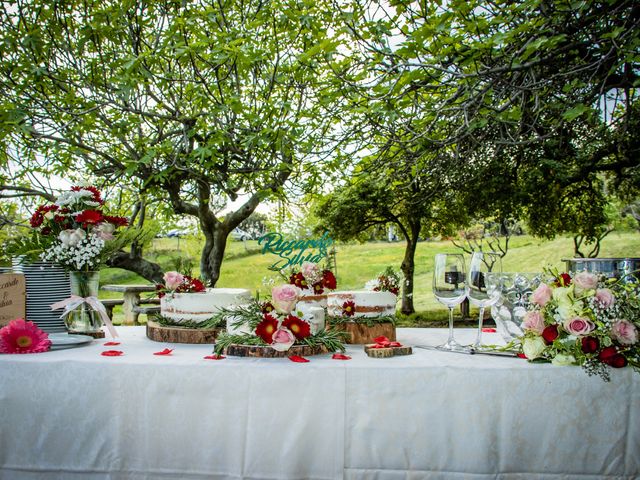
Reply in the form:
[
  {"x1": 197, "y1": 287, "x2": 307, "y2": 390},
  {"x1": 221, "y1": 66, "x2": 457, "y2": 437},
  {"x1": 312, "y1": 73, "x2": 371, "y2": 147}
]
[{"x1": 258, "y1": 231, "x2": 334, "y2": 271}]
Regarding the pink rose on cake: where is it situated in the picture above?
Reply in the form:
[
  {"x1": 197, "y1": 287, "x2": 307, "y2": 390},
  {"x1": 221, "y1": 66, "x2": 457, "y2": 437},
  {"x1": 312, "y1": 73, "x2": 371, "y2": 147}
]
[
  {"x1": 272, "y1": 284, "x2": 301, "y2": 314},
  {"x1": 163, "y1": 271, "x2": 185, "y2": 290},
  {"x1": 155, "y1": 271, "x2": 206, "y2": 297}
]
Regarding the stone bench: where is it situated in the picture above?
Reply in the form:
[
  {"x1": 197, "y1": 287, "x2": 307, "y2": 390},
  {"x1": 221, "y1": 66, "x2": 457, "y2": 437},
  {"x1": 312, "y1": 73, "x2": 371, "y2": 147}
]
[
  {"x1": 132, "y1": 304, "x2": 161, "y2": 323},
  {"x1": 100, "y1": 299, "x2": 125, "y2": 320},
  {"x1": 101, "y1": 297, "x2": 161, "y2": 322}
]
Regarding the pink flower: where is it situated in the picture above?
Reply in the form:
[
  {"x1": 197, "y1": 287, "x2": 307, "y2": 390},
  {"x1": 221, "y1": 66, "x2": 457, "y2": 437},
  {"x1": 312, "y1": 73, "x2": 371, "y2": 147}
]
[
  {"x1": 522, "y1": 311, "x2": 545, "y2": 334},
  {"x1": 271, "y1": 327, "x2": 296, "y2": 352},
  {"x1": 573, "y1": 272, "x2": 598, "y2": 293},
  {"x1": 611, "y1": 320, "x2": 638, "y2": 345},
  {"x1": 271, "y1": 284, "x2": 300, "y2": 314},
  {"x1": 563, "y1": 317, "x2": 595, "y2": 336},
  {"x1": 300, "y1": 262, "x2": 321, "y2": 284},
  {"x1": 0, "y1": 319, "x2": 51, "y2": 354},
  {"x1": 595, "y1": 288, "x2": 615, "y2": 308},
  {"x1": 163, "y1": 271, "x2": 185, "y2": 290},
  {"x1": 95, "y1": 222, "x2": 116, "y2": 240},
  {"x1": 531, "y1": 283, "x2": 553, "y2": 307}
]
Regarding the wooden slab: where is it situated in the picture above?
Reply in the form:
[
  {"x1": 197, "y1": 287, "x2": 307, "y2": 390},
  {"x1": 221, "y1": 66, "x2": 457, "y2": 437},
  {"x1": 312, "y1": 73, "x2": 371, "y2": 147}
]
[
  {"x1": 223, "y1": 343, "x2": 329, "y2": 358},
  {"x1": 331, "y1": 322, "x2": 396, "y2": 344},
  {"x1": 69, "y1": 330, "x2": 105, "y2": 339},
  {"x1": 146, "y1": 320, "x2": 222, "y2": 344},
  {"x1": 364, "y1": 344, "x2": 412, "y2": 358}
]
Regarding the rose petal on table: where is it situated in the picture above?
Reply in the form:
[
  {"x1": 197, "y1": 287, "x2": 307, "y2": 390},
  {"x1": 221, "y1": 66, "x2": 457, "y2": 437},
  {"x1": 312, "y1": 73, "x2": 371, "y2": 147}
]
[
  {"x1": 388, "y1": 342, "x2": 402, "y2": 347},
  {"x1": 204, "y1": 354, "x2": 225, "y2": 360},
  {"x1": 332, "y1": 353, "x2": 351, "y2": 360},
  {"x1": 288, "y1": 355, "x2": 310, "y2": 363},
  {"x1": 153, "y1": 348, "x2": 173, "y2": 356},
  {"x1": 517, "y1": 353, "x2": 527, "y2": 359},
  {"x1": 481, "y1": 328, "x2": 497, "y2": 333},
  {"x1": 101, "y1": 350, "x2": 123, "y2": 357},
  {"x1": 104, "y1": 341, "x2": 121, "y2": 346},
  {"x1": 373, "y1": 336, "x2": 389, "y2": 344}
]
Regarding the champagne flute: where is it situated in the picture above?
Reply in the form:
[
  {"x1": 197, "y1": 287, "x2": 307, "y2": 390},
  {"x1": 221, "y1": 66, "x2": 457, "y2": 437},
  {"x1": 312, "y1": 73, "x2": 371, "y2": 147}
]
[
  {"x1": 468, "y1": 251, "x2": 503, "y2": 350},
  {"x1": 433, "y1": 253, "x2": 468, "y2": 351}
]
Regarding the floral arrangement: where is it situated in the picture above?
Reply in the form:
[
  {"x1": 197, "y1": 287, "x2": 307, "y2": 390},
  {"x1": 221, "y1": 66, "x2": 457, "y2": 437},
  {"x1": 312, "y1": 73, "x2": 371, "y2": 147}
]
[
  {"x1": 365, "y1": 266, "x2": 401, "y2": 296},
  {"x1": 288, "y1": 262, "x2": 337, "y2": 294},
  {"x1": 29, "y1": 186, "x2": 128, "y2": 271},
  {"x1": 214, "y1": 283, "x2": 345, "y2": 355},
  {"x1": 0, "y1": 319, "x2": 51, "y2": 354},
  {"x1": 155, "y1": 271, "x2": 206, "y2": 298},
  {"x1": 519, "y1": 270, "x2": 639, "y2": 381}
]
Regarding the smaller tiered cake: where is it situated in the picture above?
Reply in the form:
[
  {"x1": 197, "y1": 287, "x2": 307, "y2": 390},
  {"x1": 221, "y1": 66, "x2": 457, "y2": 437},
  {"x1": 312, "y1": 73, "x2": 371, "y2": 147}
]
[
  {"x1": 161, "y1": 288, "x2": 252, "y2": 324},
  {"x1": 327, "y1": 290, "x2": 397, "y2": 318}
]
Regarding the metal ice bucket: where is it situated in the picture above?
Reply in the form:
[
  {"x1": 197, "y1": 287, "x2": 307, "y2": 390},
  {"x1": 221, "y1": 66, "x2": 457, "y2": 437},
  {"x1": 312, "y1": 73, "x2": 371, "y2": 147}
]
[{"x1": 563, "y1": 258, "x2": 640, "y2": 282}]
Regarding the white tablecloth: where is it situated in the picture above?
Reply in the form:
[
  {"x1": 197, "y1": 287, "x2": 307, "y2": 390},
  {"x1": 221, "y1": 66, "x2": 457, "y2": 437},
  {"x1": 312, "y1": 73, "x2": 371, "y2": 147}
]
[{"x1": 1, "y1": 328, "x2": 638, "y2": 480}]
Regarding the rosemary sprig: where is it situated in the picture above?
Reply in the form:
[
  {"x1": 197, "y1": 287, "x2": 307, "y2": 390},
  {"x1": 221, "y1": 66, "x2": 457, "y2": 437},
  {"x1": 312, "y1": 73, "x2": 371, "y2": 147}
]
[
  {"x1": 328, "y1": 315, "x2": 396, "y2": 328},
  {"x1": 154, "y1": 314, "x2": 224, "y2": 330}
]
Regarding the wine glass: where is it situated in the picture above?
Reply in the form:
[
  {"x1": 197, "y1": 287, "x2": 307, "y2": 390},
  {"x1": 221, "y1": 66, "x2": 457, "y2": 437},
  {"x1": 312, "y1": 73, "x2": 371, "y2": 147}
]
[
  {"x1": 433, "y1": 253, "x2": 468, "y2": 351},
  {"x1": 468, "y1": 252, "x2": 502, "y2": 350}
]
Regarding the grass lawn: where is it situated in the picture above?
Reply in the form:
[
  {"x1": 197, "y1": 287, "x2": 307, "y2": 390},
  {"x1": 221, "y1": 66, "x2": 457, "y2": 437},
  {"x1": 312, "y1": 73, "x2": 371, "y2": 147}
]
[{"x1": 100, "y1": 232, "x2": 640, "y2": 326}]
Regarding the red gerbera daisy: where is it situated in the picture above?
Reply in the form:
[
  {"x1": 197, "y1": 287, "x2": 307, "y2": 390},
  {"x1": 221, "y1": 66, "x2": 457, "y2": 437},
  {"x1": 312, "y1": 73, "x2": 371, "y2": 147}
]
[
  {"x1": 342, "y1": 300, "x2": 356, "y2": 317},
  {"x1": 255, "y1": 315, "x2": 279, "y2": 344},
  {"x1": 289, "y1": 272, "x2": 307, "y2": 289},
  {"x1": 0, "y1": 319, "x2": 51, "y2": 354},
  {"x1": 261, "y1": 302, "x2": 275, "y2": 314},
  {"x1": 312, "y1": 282, "x2": 325, "y2": 295},
  {"x1": 322, "y1": 270, "x2": 337, "y2": 290},
  {"x1": 103, "y1": 215, "x2": 129, "y2": 227},
  {"x1": 282, "y1": 314, "x2": 311, "y2": 339},
  {"x1": 75, "y1": 209, "x2": 103, "y2": 225},
  {"x1": 72, "y1": 185, "x2": 103, "y2": 204}
]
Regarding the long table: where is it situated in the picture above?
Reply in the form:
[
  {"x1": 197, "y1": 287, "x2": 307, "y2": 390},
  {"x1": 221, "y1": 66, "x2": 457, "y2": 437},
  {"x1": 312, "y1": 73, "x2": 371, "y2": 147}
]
[{"x1": 1, "y1": 328, "x2": 638, "y2": 479}]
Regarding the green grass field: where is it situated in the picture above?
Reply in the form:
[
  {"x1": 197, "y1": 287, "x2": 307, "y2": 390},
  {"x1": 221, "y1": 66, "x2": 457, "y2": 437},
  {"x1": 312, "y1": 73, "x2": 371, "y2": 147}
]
[{"x1": 100, "y1": 232, "x2": 640, "y2": 325}]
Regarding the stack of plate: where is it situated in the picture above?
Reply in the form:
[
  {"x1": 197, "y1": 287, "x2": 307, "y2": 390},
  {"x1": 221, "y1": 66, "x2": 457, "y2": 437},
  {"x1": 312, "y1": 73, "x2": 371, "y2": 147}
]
[{"x1": 11, "y1": 259, "x2": 70, "y2": 333}]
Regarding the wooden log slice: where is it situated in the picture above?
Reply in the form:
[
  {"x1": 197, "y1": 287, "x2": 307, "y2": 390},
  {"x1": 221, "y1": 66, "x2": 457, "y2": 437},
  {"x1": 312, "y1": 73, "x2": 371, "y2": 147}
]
[
  {"x1": 331, "y1": 322, "x2": 396, "y2": 344},
  {"x1": 69, "y1": 330, "x2": 105, "y2": 339},
  {"x1": 364, "y1": 344, "x2": 413, "y2": 358},
  {"x1": 223, "y1": 343, "x2": 329, "y2": 358},
  {"x1": 146, "y1": 320, "x2": 222, "y2": 344}
]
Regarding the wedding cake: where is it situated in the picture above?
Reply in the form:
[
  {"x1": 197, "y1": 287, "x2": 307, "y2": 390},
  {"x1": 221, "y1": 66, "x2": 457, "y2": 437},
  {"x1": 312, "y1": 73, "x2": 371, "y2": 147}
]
[
  {"x1": 161, "y1": 288, "x2": 252, "y2": 323},
  {"x1": 327, "y1": 290, "x2": 397, "y2": 318}
]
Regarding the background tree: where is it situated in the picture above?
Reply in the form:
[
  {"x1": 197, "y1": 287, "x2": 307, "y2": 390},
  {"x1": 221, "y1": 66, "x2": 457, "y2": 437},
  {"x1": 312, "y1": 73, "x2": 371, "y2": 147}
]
[{"x1": 0, "y1": 0, "x2": 344, "y2": 283}]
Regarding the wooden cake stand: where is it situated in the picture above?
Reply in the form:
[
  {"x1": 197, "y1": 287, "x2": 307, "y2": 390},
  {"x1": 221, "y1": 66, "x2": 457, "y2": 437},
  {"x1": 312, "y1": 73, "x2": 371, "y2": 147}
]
[{"x1": 146, "y1": 320, "x2": 222, "y2": 344}]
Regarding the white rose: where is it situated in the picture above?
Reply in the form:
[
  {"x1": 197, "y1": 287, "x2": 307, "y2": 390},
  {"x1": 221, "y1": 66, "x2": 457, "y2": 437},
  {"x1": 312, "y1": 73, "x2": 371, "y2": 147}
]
[
  {"x1": 522, "y1": 336, "x2": 547, "y2": 360},
  {"x1": 551, "y1": 353, "x2": 576, "y2": 366}
]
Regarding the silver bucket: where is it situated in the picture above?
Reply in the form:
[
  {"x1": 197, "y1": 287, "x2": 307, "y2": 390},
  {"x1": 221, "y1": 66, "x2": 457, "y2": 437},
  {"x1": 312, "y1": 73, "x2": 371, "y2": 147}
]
[{"x1": 563, "y1": 258, "x2": 640, "y2": 282}]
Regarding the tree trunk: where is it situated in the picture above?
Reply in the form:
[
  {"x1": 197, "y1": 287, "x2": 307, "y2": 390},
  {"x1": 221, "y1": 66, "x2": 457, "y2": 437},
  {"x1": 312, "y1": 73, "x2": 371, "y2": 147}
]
[
  {"x1": 399, "y1": 220, "x2": 421, "y2": 315},
  {"x1": 200, "y1": 224, "x2": 230, "y2": 286},
  {"x1": 106, "y1": 252, "x2": 164, "y2": 283}
]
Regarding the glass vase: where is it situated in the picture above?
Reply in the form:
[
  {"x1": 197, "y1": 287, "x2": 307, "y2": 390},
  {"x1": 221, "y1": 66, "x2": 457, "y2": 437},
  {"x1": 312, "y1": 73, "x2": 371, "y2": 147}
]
[{"x1": 66, "y1": 270, "x2": 102, "y2": 334}]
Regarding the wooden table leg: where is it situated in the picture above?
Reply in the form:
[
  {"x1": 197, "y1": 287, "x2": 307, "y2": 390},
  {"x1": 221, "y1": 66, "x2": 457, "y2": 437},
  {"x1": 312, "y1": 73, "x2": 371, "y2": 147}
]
[{"x1": 122, "y1": 292, "x2": 141, "y2": 326}]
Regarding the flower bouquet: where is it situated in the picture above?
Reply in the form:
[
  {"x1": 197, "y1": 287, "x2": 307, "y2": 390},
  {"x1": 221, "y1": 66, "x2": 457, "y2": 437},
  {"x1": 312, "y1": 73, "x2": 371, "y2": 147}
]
[
  {"x1": 213, "y1": 284, "x2": 346, "y2": 357},
  {"x1": 30, "y1": 186, "x2": 129, "y2": 271},
  {"x1": 364, "y1": 266, "x2": 401, "y2": 296},
  {"x1": 519, "y1": 270, "x2": 639, "y2": 381},
  {"x1": 156, "y1": 271, "x2": 206, "y2": 298}
]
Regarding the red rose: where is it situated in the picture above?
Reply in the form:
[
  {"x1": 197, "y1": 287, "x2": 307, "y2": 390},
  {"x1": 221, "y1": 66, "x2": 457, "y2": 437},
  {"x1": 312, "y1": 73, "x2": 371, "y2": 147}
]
[
  {"x1": 75, "y1": 209, "x2": 103, "y2": 225},
  {"x1": 581, "y1": 336, "x2": 599, "y2": 354},
  {"x1": 598, "y1": 346, "x2": 627, "y2": 368},
  {"x1": 322, "y1": 270, "x2": 337, "y2": 290},
  {"x1": 542, "y1": 324, "x2": 559, "y2": 344},
  {"x1": 554, "y1": 273, "x2": 572, "y2": 287}
]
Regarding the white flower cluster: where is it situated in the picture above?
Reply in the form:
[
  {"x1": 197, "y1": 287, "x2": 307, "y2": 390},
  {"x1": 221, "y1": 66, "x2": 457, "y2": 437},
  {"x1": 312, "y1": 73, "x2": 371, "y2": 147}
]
[
  {"x1": 41, "y1": 232, "x2": 105, "y2": 270},
  {"x1": 55, "y1": 189, "x2": 100, "y2": 209}
]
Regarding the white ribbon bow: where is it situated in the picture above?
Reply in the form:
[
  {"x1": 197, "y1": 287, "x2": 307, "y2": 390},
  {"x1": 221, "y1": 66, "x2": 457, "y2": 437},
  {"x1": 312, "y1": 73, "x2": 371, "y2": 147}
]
[{"x1": 51, "y1": 295, "x2": 118, "y2": 338}]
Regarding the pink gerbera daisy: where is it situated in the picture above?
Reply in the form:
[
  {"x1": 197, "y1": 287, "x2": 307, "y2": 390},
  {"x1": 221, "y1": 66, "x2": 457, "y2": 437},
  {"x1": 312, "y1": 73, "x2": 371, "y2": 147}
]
[{"x1": 0, "y1": 319, "x2": 51, "y2": 354}]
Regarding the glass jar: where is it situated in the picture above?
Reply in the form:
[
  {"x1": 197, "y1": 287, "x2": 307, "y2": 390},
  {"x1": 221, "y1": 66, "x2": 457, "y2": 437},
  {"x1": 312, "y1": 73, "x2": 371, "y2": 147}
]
[{"x1": 66, "y1": 270, "x2": 102, "y2": 333}]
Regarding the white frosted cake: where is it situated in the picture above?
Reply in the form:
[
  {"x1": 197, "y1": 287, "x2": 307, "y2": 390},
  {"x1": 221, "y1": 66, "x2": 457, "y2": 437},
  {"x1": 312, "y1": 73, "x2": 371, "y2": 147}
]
[
  {"x1": 160, "y1": 288, "x2": 252, "y2": 323},
  {"x1": 297, "y1": 287, "x2": 328, "y2": 308},
  {"x1": 327, "y1": 290, "x2": 397, "y2": 318}
]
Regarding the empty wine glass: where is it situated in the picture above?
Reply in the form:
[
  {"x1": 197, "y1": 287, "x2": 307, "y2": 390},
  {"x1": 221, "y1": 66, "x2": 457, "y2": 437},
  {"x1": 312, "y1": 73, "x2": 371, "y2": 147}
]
[
  {"x1": 467, "y1": 252, "x2": 503, "y2": 350},
  {"x1": 433, "y1": 253, "x2": 468, "y2": 351}
]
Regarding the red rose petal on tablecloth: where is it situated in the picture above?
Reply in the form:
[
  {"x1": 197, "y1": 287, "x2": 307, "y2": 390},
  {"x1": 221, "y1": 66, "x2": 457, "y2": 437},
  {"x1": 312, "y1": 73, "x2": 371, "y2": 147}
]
[
  {"x1": 517, "y1": 353, "x2": 527, "y2": 359},
  {"x1": 288, "y1": 355, "x2": 310, "y2": 363},
  {"x1": 373, "y1": 336, "x2": 389, "y2": 344},
  {"x1": 204, "y1": 354, "x2": 225, "y2": 360},
  {"x1": 332, "y1": 353, "x2": 351, "y2": 360},
  {"x1": 481, "y1": 328, "x2": 496, "y2": 333},
  {"x1": 101, "y1": 350, "x2": 123, "y2": 357},
  {"x1": 388, "y1": 341, "x2": 402, "y2": 347},
  {"x1": 153, "y1": 348, "x2": 173, "y2": 356},
  {"x1": 104, "y1": 341, "x2": 121, "y2": 346}
]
